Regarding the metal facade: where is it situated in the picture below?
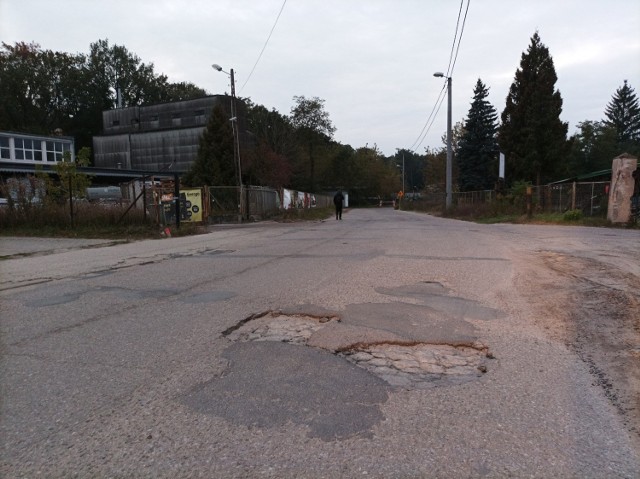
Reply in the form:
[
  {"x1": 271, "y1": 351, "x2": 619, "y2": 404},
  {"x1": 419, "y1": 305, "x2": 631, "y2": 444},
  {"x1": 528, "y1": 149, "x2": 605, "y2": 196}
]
[{"x1": 93, "y1": 95, "x2": 240, "y2": 173}]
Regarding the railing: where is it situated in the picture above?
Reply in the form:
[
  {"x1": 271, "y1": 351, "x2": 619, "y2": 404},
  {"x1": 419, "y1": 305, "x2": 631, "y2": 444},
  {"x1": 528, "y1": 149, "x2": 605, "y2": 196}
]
[
  {"x1": 531, "y1": 182, "x2": 609, "y2": 216},
  {"x1": 403, "y1": 181, "x2": 612, "y2": 217},
  {"x1": 206, "y1": 186, "x2": 334, "y2": 223}
]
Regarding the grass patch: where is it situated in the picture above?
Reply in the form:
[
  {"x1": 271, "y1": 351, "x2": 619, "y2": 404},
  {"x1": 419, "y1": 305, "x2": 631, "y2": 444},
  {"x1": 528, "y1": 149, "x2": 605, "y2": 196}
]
[
  {"x1": 0, "y1": 203, "x2": 208, "y2": 239},
  {"x1": 275, "y1": 207, "x2": 334, "y2": 222}
]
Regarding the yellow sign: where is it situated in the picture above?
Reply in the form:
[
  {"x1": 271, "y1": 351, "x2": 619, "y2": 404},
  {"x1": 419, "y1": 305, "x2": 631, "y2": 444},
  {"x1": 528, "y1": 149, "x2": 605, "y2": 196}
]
[{"x1": 181, "y1": 189, "x2": 203, "y2": 222}]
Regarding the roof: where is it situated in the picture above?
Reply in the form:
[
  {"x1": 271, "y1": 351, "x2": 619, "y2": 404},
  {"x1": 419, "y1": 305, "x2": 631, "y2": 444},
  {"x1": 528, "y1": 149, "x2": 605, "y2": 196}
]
[{"x1": 549, "y1": 169, "x2": 612, "y2": 184}]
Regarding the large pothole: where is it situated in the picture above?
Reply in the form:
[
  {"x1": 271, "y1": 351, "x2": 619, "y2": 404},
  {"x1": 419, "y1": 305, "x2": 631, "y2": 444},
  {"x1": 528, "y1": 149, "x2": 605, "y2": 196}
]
[
  {"x1": 223, "y1": 310, "x2": 491, "y2": 389},
  {"x1": 223, "y1": 310, "x2": 340, "y2": 344},
  {"x1": 340, "y1": 343, "x2": 488, "y2": 389}
]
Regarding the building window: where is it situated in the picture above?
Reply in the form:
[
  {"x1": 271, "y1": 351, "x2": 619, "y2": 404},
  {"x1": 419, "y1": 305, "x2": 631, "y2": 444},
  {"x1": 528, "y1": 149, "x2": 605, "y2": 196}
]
[
  {"x1": 0, "y1": 137, "x2": 10, "y2": 160},
  {"x1": 14, "y1": 138, "x2": 43, "y2": 162},
  {"x1": 112, "y1": 120, "x2": 120, "y2": 126},
  {"x1": 171, "y1": 112, "x2": 181, "y2": 126},
  {"x1": 46, "y1": 141, "x2": 70, "y2": 162}
]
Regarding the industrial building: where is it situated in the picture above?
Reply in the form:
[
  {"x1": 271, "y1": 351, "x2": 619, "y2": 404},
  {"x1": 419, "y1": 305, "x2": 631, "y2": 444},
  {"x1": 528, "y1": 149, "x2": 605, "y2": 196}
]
[{"x1": 93, "y1": 95, "x2": 243, "y2": 173}]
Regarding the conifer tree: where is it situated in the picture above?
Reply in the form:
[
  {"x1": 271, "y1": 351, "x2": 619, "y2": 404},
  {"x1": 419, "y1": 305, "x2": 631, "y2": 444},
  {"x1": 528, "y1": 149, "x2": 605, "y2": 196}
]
[
  {"x1": 498, "y1": 32, "x2": 568, "y2": 185},
  {"x1": 457, "y1": 79, "x2": 499, "y2": 191},
  {"x1": 183, "y1": 105, "x2": 235, "y2": 186},
  {"x1": 604, "y1": 80, "x2": 640, "y2": 151}
]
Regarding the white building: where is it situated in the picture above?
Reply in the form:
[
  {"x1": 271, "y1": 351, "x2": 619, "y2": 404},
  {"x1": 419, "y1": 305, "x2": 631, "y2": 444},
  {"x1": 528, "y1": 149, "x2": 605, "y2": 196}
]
[{"x1": 0, "y1": 131, "x2": 75, "y2": 165}]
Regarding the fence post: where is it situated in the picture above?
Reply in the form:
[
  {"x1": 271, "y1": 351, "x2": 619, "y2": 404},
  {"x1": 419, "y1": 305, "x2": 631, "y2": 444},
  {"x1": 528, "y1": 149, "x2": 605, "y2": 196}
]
[
  {"x1": 174, "y1": 173, "x2": 180, "y2": 229},
  {"x1": 526, "y1": 186, "x2": 533, "y2": 218},
  {"x1": 571, "y1": 182, "x2": 576, "y2": 211}
]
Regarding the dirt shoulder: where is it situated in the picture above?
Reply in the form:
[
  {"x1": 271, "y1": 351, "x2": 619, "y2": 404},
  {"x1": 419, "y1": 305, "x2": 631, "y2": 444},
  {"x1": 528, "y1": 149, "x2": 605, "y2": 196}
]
[{"x1": 513, "y1": 248, "x2": 640, "y2": 442}]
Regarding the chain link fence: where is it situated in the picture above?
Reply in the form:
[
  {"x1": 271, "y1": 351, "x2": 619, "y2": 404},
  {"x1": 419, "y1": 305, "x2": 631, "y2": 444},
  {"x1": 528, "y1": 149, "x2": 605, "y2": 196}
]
[
  {"x1": 531, "y1": 182, "x2": 609, "y2": 216},
  {"x1": 405, "y1": 181, "x2": 611, "y2": 218}
]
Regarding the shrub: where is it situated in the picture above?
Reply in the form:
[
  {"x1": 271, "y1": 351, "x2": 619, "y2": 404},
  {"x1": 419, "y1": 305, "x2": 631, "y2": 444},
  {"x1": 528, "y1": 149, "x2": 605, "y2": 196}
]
[{"x1": 563, "y1": 209, "x2": 583, "y2": 221}]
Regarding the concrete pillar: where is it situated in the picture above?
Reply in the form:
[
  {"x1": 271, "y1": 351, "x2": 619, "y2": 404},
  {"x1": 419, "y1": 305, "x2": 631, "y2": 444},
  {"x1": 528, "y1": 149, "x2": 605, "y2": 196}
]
[{"x1": 607, "y1": 153, "x2": 638, "y2": 223}]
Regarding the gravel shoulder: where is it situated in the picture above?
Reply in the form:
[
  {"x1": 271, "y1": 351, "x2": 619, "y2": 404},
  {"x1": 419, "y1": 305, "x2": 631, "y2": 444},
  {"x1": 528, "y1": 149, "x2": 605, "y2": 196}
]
[{"x1": 508, "y1": 230, "x2": 640, "y2": 447}]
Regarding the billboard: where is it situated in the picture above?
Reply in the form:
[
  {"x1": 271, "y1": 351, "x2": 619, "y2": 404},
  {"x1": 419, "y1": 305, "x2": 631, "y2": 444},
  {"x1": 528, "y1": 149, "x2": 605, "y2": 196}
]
[{"x1": 162, "y1": 188, "x2": 203, "y2": 224}]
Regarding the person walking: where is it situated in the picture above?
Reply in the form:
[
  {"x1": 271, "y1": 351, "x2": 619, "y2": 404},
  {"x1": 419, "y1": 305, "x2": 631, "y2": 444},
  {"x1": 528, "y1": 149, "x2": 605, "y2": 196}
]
[{"x1": 333, "y1": 190, "x2": 344, "y2": 220}]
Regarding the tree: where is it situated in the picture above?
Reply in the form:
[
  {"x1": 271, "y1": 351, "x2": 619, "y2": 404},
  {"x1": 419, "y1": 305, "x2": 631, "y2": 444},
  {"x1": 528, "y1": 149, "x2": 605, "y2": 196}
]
[
  {"x1": 163, "y1": 82, "x2": 208, "y2": 102},
  {"x1": 567, "y1": 121, "x2": 618, "y2": 176},
  {"x1": 0, "y1": 42, "x2": 85, "y2": 135},
  {"x1": 47, "y1": 147, "x2": 93, "y2": 226},
  {"x1": 604, "y1": 80, "x2": 640, "y2": 152},
  {"x1": 498, "y1": 32, "x2": 569, "y2": 185},
  {"x1": 86, "y1": 39, "x2": 171, "y2": 109},
  {"x1": 457, "y1": 79, "x2": 499, "y2": 191},
  {"x1": 423, "y1": 147, "x2": 447, "y2": 194},
  {"x1": 290, "y1": 96, "x2": 336, "y2": 191},
  {"x1": 244, "y1": 100, "x2": 296, "y2": 187},
  {"x1": 183, "y1": 105, "x2": 235, "y2": 186},
  {"x1": 352, "y1": 145, "x2": 399, "y2": 200},
  {"x1": 392, "y1": 149, "x2": 426, "y2": 193}
]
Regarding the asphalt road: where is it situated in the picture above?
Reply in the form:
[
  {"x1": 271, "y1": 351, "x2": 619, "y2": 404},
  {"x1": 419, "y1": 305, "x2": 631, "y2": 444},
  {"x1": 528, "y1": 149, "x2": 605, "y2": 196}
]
[{"x1": 1, "y1": 208, "x2": 639, "y2": 478}]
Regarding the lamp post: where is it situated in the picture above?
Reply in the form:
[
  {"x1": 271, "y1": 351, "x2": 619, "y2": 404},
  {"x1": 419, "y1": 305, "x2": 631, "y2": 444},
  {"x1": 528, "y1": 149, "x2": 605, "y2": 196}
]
[
  {"x1": 212, "y1": 63, "x2": 243, "y2": 221},
  {"x1": 396, "y1": 153, "x2": 405, "y2": 202},
  {"x1": 433, "y1": 72, "x2": 452, "y2": 210}
]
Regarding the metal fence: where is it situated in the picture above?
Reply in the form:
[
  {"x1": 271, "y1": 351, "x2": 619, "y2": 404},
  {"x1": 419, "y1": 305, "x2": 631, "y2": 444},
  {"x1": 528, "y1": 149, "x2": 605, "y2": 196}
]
[
  {"x1": 408, "y1": 181, "x2": 611, "y2": 217},
  {"x1": 453, "y1": 190, "x2": 496, "y2": 206},
  {"x1": 208, "y1": 186, "x2": 243, "y2": 223},
  {"x1": 246, "y1": 186, "x2": 281, "y2": 220},
  {"x1": 206, "y1": 186, "x2": 334, "y2": 223},
  {"x1": 532, "y1": 182, "x2": 609, "y2": 216}
]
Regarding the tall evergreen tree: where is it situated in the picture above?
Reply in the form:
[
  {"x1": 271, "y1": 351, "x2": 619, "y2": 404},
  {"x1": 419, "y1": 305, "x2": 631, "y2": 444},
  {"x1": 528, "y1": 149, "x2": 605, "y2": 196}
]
[
  {"x1": 457, "y1": 79, "x2": 499, "y2": 191},
  {"x1": 498, "y1": 32, "x2": 568, "y2": 185},
  {"x1": 603, "y1": 80, "x2": 640, "y2": 151},
  {"x1": 183, "y1": 105, "x2": 235, "y2": 186}
]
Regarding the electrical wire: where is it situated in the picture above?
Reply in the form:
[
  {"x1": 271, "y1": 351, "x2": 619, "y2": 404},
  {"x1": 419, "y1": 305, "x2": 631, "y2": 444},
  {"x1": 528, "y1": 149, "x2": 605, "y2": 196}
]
[
  {"x1": 448, "y1": 0, "x2": 470, "y2": 77},
  {"x1": 408, "y1": 0, "x2": 471, "y2": 153},
  {"x1": 409, "y1": 82, "x2": 447, "y2": 151},
  {"x1": 445, "y1": 0, "x2": 465, "y2": 78},
  {"x1": 239, "y1": 0, "x2": 288, "y2": 93}
]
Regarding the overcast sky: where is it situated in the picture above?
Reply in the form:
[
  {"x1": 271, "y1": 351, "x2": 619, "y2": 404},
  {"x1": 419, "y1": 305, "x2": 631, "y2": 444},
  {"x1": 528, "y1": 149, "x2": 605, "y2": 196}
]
[{"x1": 2, "y1": 0, "x2": 639, "y2": 156}]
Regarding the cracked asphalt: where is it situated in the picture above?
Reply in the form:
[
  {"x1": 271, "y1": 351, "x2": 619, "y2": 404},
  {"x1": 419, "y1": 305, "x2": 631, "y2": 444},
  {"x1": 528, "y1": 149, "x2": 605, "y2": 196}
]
[{"x1": 1, "y1": 208, "x2": 639, "y2": 478}]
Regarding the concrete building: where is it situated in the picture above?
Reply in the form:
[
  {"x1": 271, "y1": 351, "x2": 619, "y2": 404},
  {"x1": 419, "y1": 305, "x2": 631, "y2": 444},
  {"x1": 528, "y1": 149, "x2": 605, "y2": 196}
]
[{"x1": 93, "y1": 95, "x2": 242, "y2": 173}]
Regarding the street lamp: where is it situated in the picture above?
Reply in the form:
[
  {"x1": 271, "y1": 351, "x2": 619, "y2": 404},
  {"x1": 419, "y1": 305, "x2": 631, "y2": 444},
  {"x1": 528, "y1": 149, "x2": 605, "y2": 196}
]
[
  {"x1": 433, "y1": 72, "x2": 452, "y2": 210},
  {"x1": 396, "y1": 153, "x2": 405, "y2": 201},
  {"x1": 212, "y1": 63, "x2": 243, "y2": 221}
]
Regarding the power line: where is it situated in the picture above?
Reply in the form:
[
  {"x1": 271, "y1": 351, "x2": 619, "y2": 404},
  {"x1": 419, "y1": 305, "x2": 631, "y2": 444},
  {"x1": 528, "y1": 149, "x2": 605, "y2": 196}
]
[
  {"x1": 239, "y1": 0, "x2": 288, "y2": 93},
  {"x1": 445, "y1": 0, "x2": 465, "y2": 77},
  {"x1": 408, "y1": 0, "x2": 471, "y2": 153},
  {"x1": 448, "y1": 0, "x2": 470, "y2": 77},
  {"x1": 409, "y1": 82, "x2": 447, "y2": 151}
]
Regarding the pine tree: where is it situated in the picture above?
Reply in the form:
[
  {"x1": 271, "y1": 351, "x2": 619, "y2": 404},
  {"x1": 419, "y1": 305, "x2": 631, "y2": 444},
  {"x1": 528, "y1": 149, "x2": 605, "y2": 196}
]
[
  {"x1": 183, "y1": 105, "x2": 235, "y2": 186},
  {"x1": 604, "y1": 80, "x2": 640, "y2": 150},
  {"x1": 457, "y1": 79, "x2": 499, "y2": 191},
  {"x1": 498, "y1": 32, "x2": 568, "y2": 185}
]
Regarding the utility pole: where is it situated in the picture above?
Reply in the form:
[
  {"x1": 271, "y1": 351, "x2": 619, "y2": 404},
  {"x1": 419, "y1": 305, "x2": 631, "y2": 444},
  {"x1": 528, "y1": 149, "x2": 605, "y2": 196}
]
[
  {"x1": 213, "y1": 64, "x2": 244, "y2": 222},
  {"x1": 445, "y1": 76, "x2": 452, "y2": 210},
  {"x1": 229, "y1": 68, "x2": 244, "y2": 222}
]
